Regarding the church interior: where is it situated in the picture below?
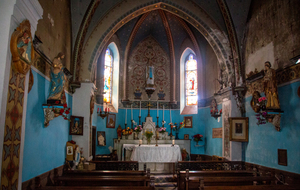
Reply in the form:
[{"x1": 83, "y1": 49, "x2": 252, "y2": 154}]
[{"x1": 0, "y1": 0, "x2": 300, "y2": 189}]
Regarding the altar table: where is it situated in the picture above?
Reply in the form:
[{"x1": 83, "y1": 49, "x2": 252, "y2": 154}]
[{"x1": 130, "y1": 144, "x2": 182, "y2": 163}]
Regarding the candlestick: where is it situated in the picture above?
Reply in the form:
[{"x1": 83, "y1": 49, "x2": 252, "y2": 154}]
[
  {"x1": 139, "y1": 101, "x2": 141, "y2": 116},
  {"x1": 131, "y1": 104, "x2": 133, "y2": 120},
  {"x1": 163, "y1": 105, "x2": 164, "y2": 120},
  {"x1": 172, "y1": 139, "x2": 175, "y2": 146},
  {"x1": 170, "y1": 107, "x2": 172, "y2": 123},
  {"x1": 157, "y1": 102, "x2": 159, "y2": 117},
  {"x1": 139, "y1": 116, "x2": 141, "y2": 125},
  {"x1": 125, "y1": 108, "x2": 127, "y2": 124},
  {"x1": 139, "y1": 139, "x2": 142, "y2": 146}
]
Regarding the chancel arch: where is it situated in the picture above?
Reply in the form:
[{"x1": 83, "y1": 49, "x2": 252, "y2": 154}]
[{"x1": 75, "y1": 0, "x2": 234, "y2": 90}]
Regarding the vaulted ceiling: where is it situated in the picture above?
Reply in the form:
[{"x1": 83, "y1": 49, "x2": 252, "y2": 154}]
[{"x1": 70, "y1": 0, "x2": 252, "y2": 84}]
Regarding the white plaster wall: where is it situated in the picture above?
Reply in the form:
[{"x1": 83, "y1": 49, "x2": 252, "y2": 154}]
[
  {"x1": 246, "y1": 42, "x2": 275, "y2": 74},
  {"x1": 72, "y1": 83, "x2": 95, "y2": 160}
]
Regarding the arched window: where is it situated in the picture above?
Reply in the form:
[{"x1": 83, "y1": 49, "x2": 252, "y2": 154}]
[
  {"x1": 103, "y1": 48, "x2": 113, "y2": 103},
  {"x1": 185, "y1": 54, "x2": 198, "y2": 106}
]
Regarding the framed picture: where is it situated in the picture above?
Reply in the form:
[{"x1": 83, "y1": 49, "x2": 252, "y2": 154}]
[
  {"x1": 106, "y1": 114, "x2": 116, "y2": 128},
  {"x1": 97, "y1": 131, "x2": 106, "y2": 146},
  {"x1": 70, "y1": 116, "x2": 84, "y2": 135},
  {"x1": 229, "y1": 117, "x2": 249, "y2": 142},
  {"x1": 184, "y1": 134, "x2": 189, "y2": 140},
  {"x1": 184, "y1": 116, "x2": 192, "y2": 128},
  {"x1": 278, "y1": 149, "x2": 287, "y2": 166}
]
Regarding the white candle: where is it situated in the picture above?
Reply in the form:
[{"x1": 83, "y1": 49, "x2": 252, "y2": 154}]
[
  {"x1": 131, "y1": 104, "x2": 133, "y2": 120},
  {"x1": 139, "y1": 139, "x2": 142, "y2": 145},
  {"x1": 125, "y1": 108, "x2": 127, "y2": 124},
  {"x1": 139, "y1": 101, "x2": 141, "y2": 116},
  {"x1": 163, "y1": 105, "x2": 164, "y2": 120},
  {"x1": 157, "y1": 102, "x2": 159, "y2": 117},
  {"x1": 170, "y1": 108, "x2": 172, "y2": 123},
  {"x1": 172, "y1": 139, "x2": 175, "y2": 145}
]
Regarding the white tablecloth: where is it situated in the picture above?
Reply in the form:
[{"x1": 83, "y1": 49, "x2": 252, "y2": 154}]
[{"x1": 130, "y1": 144, "x2": 182, "y2": 163}]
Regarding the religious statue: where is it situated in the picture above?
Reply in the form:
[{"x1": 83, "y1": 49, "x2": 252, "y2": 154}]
[
  {"x1": 210, "y1": 99, "x2": 218, "y2": 114},
  {"x1": 117, "y1": 125, "x2": 122, "y2": 140},
  {"x1": 263, "y1": 61, "x2": 280, "y2": 109},
  {"x1": 48, "y1": 52, "x2": 66, "y2": 104},
  {"x1": 17, "y1": 32, "x2": 32, "y2": 62},
  {"x1": 250, "y1": 91, "x2": 261, "y2": 113},
  {"x1": 181, "y1": 148, "x2": 190, "y2": 161}
]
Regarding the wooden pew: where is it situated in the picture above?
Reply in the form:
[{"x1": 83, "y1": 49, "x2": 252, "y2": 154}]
[
  {"x1": 178, "y1": 169, "x2": 255, "y2": 189},
  {"x1": 54, "y1": 175, "x2": 153, "y2": 187},
  {"x1": 201, "y1": 185, "x2": 300, "y2": 190},
  {"x1": 185, "y1": 176, "x2": 276, "y2": 190},
  {"x1": 88, "y1": 161, "x2": 139, "y2": 171},
  {"x1": 62, "y1": 169, "x2": 149, "y2": 177},
  {"x1": 39, "y1": 186, "x2": 155, "y2": 190}
]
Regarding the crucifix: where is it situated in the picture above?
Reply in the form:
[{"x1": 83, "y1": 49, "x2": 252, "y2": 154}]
[{"x1": 147, "y1": 102, "x2": 151, "y2": 117}]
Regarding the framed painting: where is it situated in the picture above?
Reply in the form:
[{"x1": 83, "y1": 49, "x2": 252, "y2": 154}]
[
  {"x1": 229, "y1": 117, "x2": 249, "y2": 142},
  {"x1": 184, "y1": 134, "x2": 189, "y2": 140},
  {"x1": 70, "y1": 116, "x2": 84, "y2": 135},
  {"x1": 97, "y1": 131, "x2": 106, "y2": 146},
  {"x1": 106, "y1": 114, "x2": 116, "y2": 128},
  {"x1": 184, "y1": 116, "x2": 192, "y2": 128}
]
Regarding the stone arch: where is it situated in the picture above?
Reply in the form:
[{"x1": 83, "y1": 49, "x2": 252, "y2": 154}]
[{"x1": 76, "y1": 0, "x2": 234, "y2": 89}]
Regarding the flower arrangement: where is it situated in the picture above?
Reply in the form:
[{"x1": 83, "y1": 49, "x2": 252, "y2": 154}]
[
  {"x1": 122, "y1": 127, "x2": 133, "y2": 136},
  {"x1": 144, "y1": 130, "x2": 154, "y2": 139},
  {"x1": 134, "y1": 125, "x2": 142, "y2": 133},
  {"x1": 210, "y1": 108, "x2": 222, "y2": 115},
  {"x1": 255, "y1": 111, "x2": 267, "y2": 125},
  {"x1": 172, "y1": 121, "x2": 184, "y2": 133},
  {"x1": 158, "y1": 127, "x2": 166, "y2": 133},
  {"x1": 51, "y1": 101, "x2": 71, "y2": 121},
  {"x1": 258, "y1": 97, "x2": 267, "y2": 109},
  {"x1": 192, "y1": 134, "x2": 203, "y2": 143}
]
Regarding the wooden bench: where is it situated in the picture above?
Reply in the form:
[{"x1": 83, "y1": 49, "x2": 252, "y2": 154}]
[
  {"x1": 54, "y1": 175, "x2": 153, "y2": 187},
  {"x1": 185, "y1": 176, "x2": 276, "y2": 190},
  {"x1": 178, "y1": 169, "x2": 255, "y2": 189},
  {"x1": 39, "y1": 186, "x2": 155, "y2": 190},
  {"x1": 201, "y1": 185, "x2": 300, "y2": 190},
  {"x1": 63, "y1": 169, "x2": 149, "y2": 177},
  {"x1": 88, "y1": 161, "x2": 139, "y2": 171}
]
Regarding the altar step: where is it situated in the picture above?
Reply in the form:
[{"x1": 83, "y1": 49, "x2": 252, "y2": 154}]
[{"x1": 152, "y1": 174, "x2": 178, "y2": 190}]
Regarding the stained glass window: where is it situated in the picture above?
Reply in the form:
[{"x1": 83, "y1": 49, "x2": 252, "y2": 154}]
[
  {"x1": 185, "y1": 54, "x2": 197, "y2": 105},
  {"x1": 103, "y1": 48, "x2": 113, "y2": 103}
]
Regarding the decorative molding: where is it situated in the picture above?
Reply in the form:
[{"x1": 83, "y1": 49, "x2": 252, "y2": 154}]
[{"x1": 73, "y1": 0, "x2": 101, "y2": 81}]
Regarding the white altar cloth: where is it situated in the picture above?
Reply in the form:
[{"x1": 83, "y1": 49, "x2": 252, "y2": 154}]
[{"x1": 130, "y1": 144, "x2": 182, "y2": 163}]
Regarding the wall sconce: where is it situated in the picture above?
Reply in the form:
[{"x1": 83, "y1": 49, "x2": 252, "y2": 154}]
[{"x1": 97, "y1": 107, "x2": 109, "y2": 119}]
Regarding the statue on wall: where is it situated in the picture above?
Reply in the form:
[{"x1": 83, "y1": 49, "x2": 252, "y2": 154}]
[
  {"x1": 48, "y1": 52, "x2": 66, "y2": 104},
  {"x1": 263, "y1": 61, "x2": 280, "y2": 109}
]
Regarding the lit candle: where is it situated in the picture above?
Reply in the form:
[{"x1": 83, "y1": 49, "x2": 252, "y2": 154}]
[
  {"x1": 163, "y1": 105, "x2": 164, "y2": 120},
  {"x1": 139, "y1": 101, "x2": 141, "y2": 116},
  {"x1": 98, "y1": 108, "x2": 99, "y2": 113},
  {"x1": 157, "y1": 102, "x2": 159, "y2": 117},
  {"x1": 131, "y1": 104, "x2": 133, "y2": 120},
  {"x1": 172, "y1": 139, "x2": 175, "y2": 145},
  {"x1": 125, "y1": 108, "x2": 127, "y2": 124}
]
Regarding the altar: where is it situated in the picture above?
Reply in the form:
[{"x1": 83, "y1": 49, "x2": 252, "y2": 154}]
[
  {"x1": 114, "y1": 140, "x2": 190, "y2": 173},
  {"x1": 130, "y1": 144, "x2": 182, "y2": 162}
]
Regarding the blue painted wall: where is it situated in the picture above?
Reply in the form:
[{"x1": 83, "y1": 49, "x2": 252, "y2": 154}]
[
  {"x1": 205, "y1": 104, "x2": 223, "y2": 157},
  {"x1": 245, "y1": 81, "x2": 300, "y2": 174},
  {"x1": 22, "y1": 69, "x2": 72, "y2": 182},
  {"x1": 92, "y1": 104, "x2": 223, "y2": 156}
]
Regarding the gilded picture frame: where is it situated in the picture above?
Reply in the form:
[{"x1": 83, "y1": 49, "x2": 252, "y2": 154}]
[
  {"x1": 229, "y1": 117, "x2": 249, "y2": 142},
  {"x1": 184, "y1": 116, "x2": 192, "y2": 128},
  {"x1": 70, "y1": 116, "x2": 84, "y2": 135},
  {"x1": 106, "y1": 114, "x2": 116, "y2": 128}
]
